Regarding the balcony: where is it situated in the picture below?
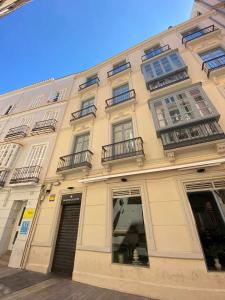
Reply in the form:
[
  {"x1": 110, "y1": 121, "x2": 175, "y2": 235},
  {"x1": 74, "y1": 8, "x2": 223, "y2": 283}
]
[
  {"x1": 160, "y1": 120, "x2": 225, "y2": 150},
  {"x1": 70, "y1": 105, "x2": 97, "y2": 126},
  {"x1": 79, "y1": 77, "x2": 99, "y2": 92},
  {"x1": 107, "y1": 62, "x2": 131, "y2": 78},
  {"x1": 148, "y1": 69, "x2": 189, "y2": 92},
  {"x1": 57, "y1": 150, "x2": 93, "y2": 174},
  {"x1": 4, "y1": 125, "x2": 29, "y2": 141},
  {"x1": 105, "y1": 89, "x2": 136, "y2": 111},
  {"x1": 0, "y1": 170, "x2": 8, "y2": 187},
  {"x1": 31, "y1": 119, "x2": 57, "y2": 135},
  {"x1": 102, "y1": 137, "x2": 144, "y2": 168},
  {"x1": 182, "y1": 25, "x2": 219, "y2": 46},
  {"x1": 141, "y1": 45, "x2": 171, "y2": 62},
  {"x1": 10, "y1": 165, "x2": 41, "y2": 184},
  {"x1": 202, "y1": 55, "x2": 225, "y2": 77}
]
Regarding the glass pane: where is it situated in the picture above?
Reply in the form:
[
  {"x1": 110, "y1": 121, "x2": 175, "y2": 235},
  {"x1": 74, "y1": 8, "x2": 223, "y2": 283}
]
[{"x1": 112, "y1": 196, "x2": 149, "y2": 266}]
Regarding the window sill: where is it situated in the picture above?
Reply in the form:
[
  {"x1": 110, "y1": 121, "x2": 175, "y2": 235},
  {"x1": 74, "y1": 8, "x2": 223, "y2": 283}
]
[
  {"x1": 70, "y1": 113, "x2": 96, "y2": 127},
  {"x1": 111, "y1": 262, "x2": 150, "y2": 269},
  {"x1": 78, "y1": 82, "x2": 99, "y2": 94},
  {"x1": 105, "y1": 98, "x2": 136, "y2": 114}
]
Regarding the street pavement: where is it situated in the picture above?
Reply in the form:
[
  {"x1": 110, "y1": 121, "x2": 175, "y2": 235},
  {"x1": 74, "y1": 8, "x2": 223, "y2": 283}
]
[{"x1": 0, "y1": 264, "x2": 153, "y2": 300}]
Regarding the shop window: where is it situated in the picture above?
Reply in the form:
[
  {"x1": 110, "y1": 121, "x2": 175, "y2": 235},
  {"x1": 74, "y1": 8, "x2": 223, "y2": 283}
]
[{"x1": 112, "y1": 194, "x2": 149, "y2": 266}]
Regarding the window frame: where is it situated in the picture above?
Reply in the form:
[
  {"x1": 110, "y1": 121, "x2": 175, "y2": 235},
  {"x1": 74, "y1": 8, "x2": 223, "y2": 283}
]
[{"x1": 149, "y1": 84, "x2": 219, "y2": 134}]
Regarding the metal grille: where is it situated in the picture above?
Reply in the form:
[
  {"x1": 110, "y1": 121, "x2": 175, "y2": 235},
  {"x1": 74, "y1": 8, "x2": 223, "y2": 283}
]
[
  {"x1": 185, "y1": 179, "x2": 225, "y2": 192},
  {"x1": 113, "y1": 187, "x2": 141, "y2": 198}
]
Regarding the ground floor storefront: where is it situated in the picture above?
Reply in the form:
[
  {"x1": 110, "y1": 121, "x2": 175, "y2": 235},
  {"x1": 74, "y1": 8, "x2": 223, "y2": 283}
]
[{"x1": 24, "y1": 167, "x2": 225, "y2": 300}]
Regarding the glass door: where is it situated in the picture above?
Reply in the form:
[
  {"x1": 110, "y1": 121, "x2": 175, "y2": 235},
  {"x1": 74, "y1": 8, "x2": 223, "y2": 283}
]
[
  {"x1": 73, "y1": 133, "x2": 90, "y2": 165},
  {"x1": 112, "y1": 120, "x2": 134, "y2": 158},
  {"x1": 188, "y1": 190, "x2": 225, "y2": 271}
]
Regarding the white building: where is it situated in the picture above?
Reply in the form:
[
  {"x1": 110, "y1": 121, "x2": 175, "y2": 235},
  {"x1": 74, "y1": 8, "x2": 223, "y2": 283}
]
[{"x1": 0, "y1": 76, "x2": 75, "y2": 268}]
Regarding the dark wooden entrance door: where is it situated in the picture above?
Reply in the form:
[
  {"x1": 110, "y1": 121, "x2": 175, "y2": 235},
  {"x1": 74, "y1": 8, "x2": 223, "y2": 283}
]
[{"x1": 52, "y1": 193, "x2": 82, "y2": 276}]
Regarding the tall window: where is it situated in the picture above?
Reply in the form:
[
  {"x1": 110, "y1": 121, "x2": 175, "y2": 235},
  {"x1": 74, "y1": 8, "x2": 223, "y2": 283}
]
[
  {"x1": 113, "y1": 120, "x2": 133, "y2": 143},
  {"x1": 30, "y1": 95, "x2": 44, "y2": 108},
  {"x1": 112, "y1": 60, "x2": 127, "y2": 74},
  {"x1": 26, "y1": 144, "x2": 47, "y2": 167},
  {"x1": 0, "y1": 144, "x2": 20, "y2": 169},
  {"x1": 85, "y1": 74, "x2": 98, "y2": 87},
  {"x1": 144, "y1": 44, "x2": 162, "y2": 60},
  {"x1": 112, "y1": 189, "x2": 149, "y2": 266},
  {"x1": 44, "y1": 110, "x2": 58, "y2": 121},
  {"x1": 80, "y1": 98, "x2": 94, "y2": 116},
  {"x1": 112, "y1": 83, "x2": 130, "y2": 105},
  {"x1": 73, "y1": 133, "x2": 90, "y2": 164},
  {"x1": 200, "y1": 47, "x2": 225, "y2": 70},
  {"x1": 182, "y1": 27, "x2": 202, "y2": 41}
]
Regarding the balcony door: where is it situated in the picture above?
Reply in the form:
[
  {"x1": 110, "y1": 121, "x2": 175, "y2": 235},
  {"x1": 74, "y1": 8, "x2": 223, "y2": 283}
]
[
  {"x1": 112, "y1": 120, "x2": 134, "y2": 158},
  {"x1": 80, "y1": 98, "x2": 94, "y2": 117},
  {"x1": 26, "y1": 144, "x2": 47, "y2": 167},
  {"x1": 200, "y1": 47, "x2": 225, "y2": 70},
  {"x1": 73, "y1": 133, "x2": 90, "y2": 165},
  {"x1": 112, "y1": 84, "x2": 129, "y2": 105}
]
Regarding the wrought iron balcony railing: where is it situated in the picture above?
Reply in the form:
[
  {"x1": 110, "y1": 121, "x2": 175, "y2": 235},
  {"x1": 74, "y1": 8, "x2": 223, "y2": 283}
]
[
  {"x1": 57, "y1": 150, "x2": 93, "y2": 172},
  {"x1": 10, "y1": 165, "x2": 41, "y2": 184},
  {"x1": 70, "y1": 105, "x2": 97, "y2": 122},
  {"x1": 141, "y1": 45, "x2": 171, "y2": 62},
  {"x1": 160, "y1": 120, "x2": 225, "y2": 150},
  {"x1": 105, "y1": 89, "x2": 135, "y2": 108},
  {"x1": 4, "y1": 125, "x2": 29, "y2": 141},
  {"x1": 31, "y1": 119, "x2": 57, "y2": 135},
  {"x1": 148, "y1": 69, "x2": 189, "y2": 92},
  {"x1": 79, "y1": 77, "x2": 100, "y2": 91},
  {"x1": 182, "y1": 25, "x2": 218, "y2": 45},
  {"x1": 102, "y1": 137, "x2": 144, "y2": 163},
  {"x1": 202, "y1": 55, "x2": 225, "y2": 77},
  {"x1": 0, "y1": 170, "x2": 8, "y2": 187},
  {"x1": 107, "y1": 62, "x2": 131, "y2": 77}
]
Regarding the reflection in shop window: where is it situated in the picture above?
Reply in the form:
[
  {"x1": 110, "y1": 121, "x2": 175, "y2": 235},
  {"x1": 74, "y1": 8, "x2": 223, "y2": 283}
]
[{"x1": 112, "y1": 196, "x2": 149, "y2": 266}]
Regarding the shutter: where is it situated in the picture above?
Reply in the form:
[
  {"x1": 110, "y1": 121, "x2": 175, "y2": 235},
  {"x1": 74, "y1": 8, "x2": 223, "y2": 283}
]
[
  {"x1": 113, "y1": 187, "x2": 141, "y2": 198},
  {"x1": 26, "y1": 144, "x2": 47, "y2": 167},
  {"x1": 44, "y1": 110, "x2": 58, "y2": 121},
  {"x1": 30, "y1": 95, "x2": 44, "y2": 108},
  {"x1": 20, "y1": 116, "x2": 33, "y2": 126},
  {"x1": 185, "y1": 179, "x2": 225, "y2": 192},
  {"x1": 0, "y1": 143, "x2": 21, "y2": 169}
]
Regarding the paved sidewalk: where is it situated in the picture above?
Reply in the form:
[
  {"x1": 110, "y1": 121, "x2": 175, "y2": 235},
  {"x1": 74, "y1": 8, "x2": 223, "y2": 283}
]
[{"x1": 0, "y1": 264, "x2": 153, "y2": 300}]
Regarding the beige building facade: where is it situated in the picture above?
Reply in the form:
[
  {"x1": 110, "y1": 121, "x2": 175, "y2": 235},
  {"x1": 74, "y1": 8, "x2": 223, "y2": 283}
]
[
  {"x1": 0, "y1": 76, "x2": 75, "y2": 268},
  {"x1": 3, "y1": 1, "x2": 225, "y2": 299},
  {"x1": 0, "y1": 0, "x2": 31, "y2": 17}
]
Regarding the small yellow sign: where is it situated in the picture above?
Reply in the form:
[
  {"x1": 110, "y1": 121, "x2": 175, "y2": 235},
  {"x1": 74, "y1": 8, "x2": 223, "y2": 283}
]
[
  {"x1": 49, "y1": 194, "x2": 56, "y2": 202},
  {"x1": 23, "y1": 208, "x2": 35, "y2": 219}
]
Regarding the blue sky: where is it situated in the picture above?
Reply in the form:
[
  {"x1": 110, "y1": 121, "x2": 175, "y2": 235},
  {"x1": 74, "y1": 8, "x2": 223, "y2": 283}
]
[{"x1": 0, "y1": 0, "x2": 193, "y2": 94}]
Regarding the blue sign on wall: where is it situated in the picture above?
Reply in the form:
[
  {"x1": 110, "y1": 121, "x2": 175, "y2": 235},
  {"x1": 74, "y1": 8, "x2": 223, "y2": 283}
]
[{"x1": 20, "y1": 221, "x2": 30, "y2": 235}]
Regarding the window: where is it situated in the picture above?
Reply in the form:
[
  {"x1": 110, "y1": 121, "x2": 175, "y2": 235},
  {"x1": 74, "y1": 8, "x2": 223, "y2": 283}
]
[
  {"x1": 182, "y1": 27, "x2": 203, "y2": 42},
  {"x1": 200, "y1": 47, "x2": 225, "y2": 70},
  {"x1": 73, "y1": 133, "x2": 90, "y2": 153},
  {"x1": 26, "y1": 144, "x2": 47, "y2": 167},
  {"x1": 142, "y1": 51, "x2": 186, "y2": 81},
  {"x1": 85, "y1": 74, "x2": 98, "y2": 87},
  {"x1": 20, "y1": 116, "x2": 33, "y2": 127},
  {"x1": 30, "y1": 95, "x2": 44, "y2": 108},
  {"x1": 50, "y1": 89, "x2": 66, "y2": 102},
  {"x1": 150, "y1": 85, "x2": 215, "y2": 130},
  {"x1": 112, "y1": 60, "x2": 127, "y2": 74},
  {"x1": 112, "y1": 189, "x2": 149, "y2": 266},
  {"x1": 0, "y1": 144, "x2": 20, "y2": 169},
  {"x1": 112, "y1": 83, "x2": 130, "y2": 105},
  {"x1": 144, "y1": 44, "x2": 162, "y2": 60},
  {"x1": 72, "y1": 133, "x2": 90, "y2": 164},
  {"x1": 113, "y1": 120, "x2": 133, "y2": 143},
  {"x1": 4, "y1": 105, "x2": 14, "y2": 116},
  {"x1": 80, "y1": 98, "x2": 94, "y2": 116},
  {"x1": 44, "y1": 110, "x2": 58, "y2": 121}
]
